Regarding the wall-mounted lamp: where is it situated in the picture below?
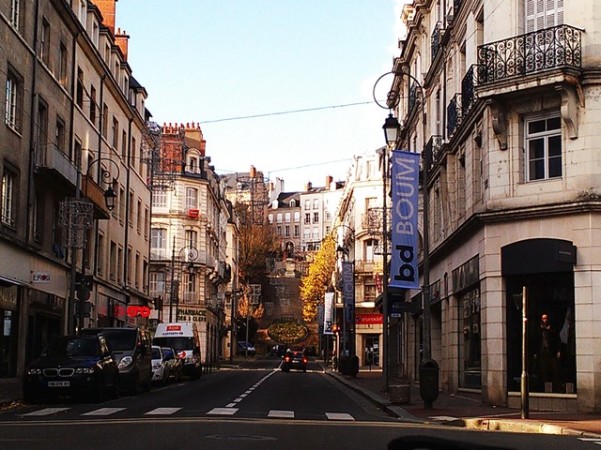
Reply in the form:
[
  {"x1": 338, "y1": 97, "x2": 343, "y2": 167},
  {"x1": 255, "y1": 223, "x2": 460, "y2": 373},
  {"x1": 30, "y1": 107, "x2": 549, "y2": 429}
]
[{"x1": 103, "y1": 185, "x2": 117, "y2": 211}]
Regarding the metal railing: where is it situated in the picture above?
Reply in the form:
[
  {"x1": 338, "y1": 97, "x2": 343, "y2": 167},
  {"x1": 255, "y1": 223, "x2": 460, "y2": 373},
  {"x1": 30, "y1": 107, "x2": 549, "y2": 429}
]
[
  {"x1": 461, "y1": 64, "x2": 479, "y2": 118},
  {"x1": 431, "y1": 22, "x2": 444, "y2": 60},
  {"x1": 425, "y1": 135, "x2": 443, "y2": 173},
  {"x1": 478, "y1": 24, "x2": 582, "y2": 84},
  {"x1": 447, "y1": 93, "x2": 462, "y2": 138}
]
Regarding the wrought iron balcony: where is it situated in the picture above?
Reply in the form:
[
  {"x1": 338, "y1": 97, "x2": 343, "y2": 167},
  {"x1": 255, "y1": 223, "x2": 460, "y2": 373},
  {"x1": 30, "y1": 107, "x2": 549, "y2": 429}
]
[
  {"x1": 425, "y1": 135, "x2": 443, "y2": 173},
  {"x1": 447, "y1": 93, "x2": 462, "y2": 138},
  {"x1": 461, "y1": 64, "x2": 479, "y2": 118},
  {"x1": 478, "y1": 24, "x2": 582, "y2": 85},
  {"x1": 431, "y1": 22, "x2": 444, "y2": 59},
  {"x1": 408, "y1": 82, "x2": 420, "y2": 116}
]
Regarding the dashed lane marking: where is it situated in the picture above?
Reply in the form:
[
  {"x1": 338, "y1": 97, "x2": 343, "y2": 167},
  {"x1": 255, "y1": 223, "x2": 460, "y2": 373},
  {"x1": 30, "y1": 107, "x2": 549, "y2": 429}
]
[
  {"x1": 325, "y1": 412, "x2": 355, "y2": 421},
  {"x1": 145, "y1": 408, "x2": 182, "y2": 415},
  {"x1": 268, "y1": 410, "x2": 295, "y2": 419},
  {"x1": 207, "y1": 407, "x2": 238, "y2": 416},
  {"x1": 81, "y1": 408, "x2": 125, "y2": 416},
  {"x1": 22, "y1": 408, "x2": 70, "y2": 416}
]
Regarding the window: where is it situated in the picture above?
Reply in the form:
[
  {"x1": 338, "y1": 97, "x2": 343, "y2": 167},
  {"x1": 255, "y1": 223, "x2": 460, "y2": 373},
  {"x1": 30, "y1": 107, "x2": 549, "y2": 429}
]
[
  {"x1": 289, "y1": 199, "x2": 296, "y2": 208},
  {"x1": 525, "y1": 115, "x2": 562, "y2": 181},
  {"x1": 267, "y1": 214, "x2": 273, "y2": 224},
  {"x1": 149, "y1": 271, "x2": 166, "y2": 295},
  {"x1": 187, "y1": 156, "x2": 199, "y2": 174},
  {"x1": 277, "y1": 226, "x2": 282, "y2": 236},
  {"x1": 304, "y1": 213, "x2": 311, "y2": 224},
  {"x1": 121, "y1": 130, "x2": 127, "y2": 159},
  {"x1": 59, "y1": 43, "x2": 68, "y2": 87},
  {"x1": 365, "y1": 239, "x2": 379, "y2": 262},
  {"x1": 89, "y1": 85, "x2": 97, "y2": 125},
  {"x1": 128, "y1": 191, "x2": 134, "y2": 227},
  {"x1": 276, "y1": 213, "x2": 283, "y2": 223},
  {"x1": 119, "y1": 186, "x2": 125, "y2": 222},
  {"x1": 185, "y1": 187, "x2": 198, "y2": 209},
  {"x1": 102, "y1": 104, "x2": 108, "y2": 138},
  {"x1": 313, "y1": 212, "x2": 319, "y2": 223},
  {"x1": 284, "y1": 226, "x2": 290, "y2": 237},
  {"x1": 294, "y1": 211, "x2": 300, "y2": 222},
  {"x1": 131, "y1": 137, "x2": 137, "y2": 171},
  {"x1": 525, "y1": 0, "x2": 563, "y2": 33},
  {"x1": 76, "y1": 68, "x2": 84, "y2": 108},
  {"x1": 185, "y1": 230, "x2": 197, "y2": 249},
  {"x1": 284, "y1": 212, "x2": 291, "y2": 223},
  {"x1": 40, "y1": 19, "x2": 50, "y2": 66},
  {"x1": 151, "y1": 228, "x2": 167, "y2": 257},
  {"x1": 36, "y1": 100, "x2": 48, "y2": 154},
  {"x1": 294, "y1": 225, "x2": 299, "y2": 237},
  {"x1": 136, "y1": 199, "x2": 142, "y2": 233},
  {"x1": 112, "y1": 117, "x2": 119, "y2": 149},
  {"x1": 10, "y1": 0, "x2": 21, "y2": 30},
  {"x1": 1, "y1": 168, "x2": 17, "y2": 227},
  {"x1": 109, "y1": 241, "x2": 117, "y2": 281},
  {"x1": 5, "y1": 68, "x2": 22, "y2": 131},
  {"x1": 117, "y1": 246, "x2": 123, "y2": 283},
  {"x1": 304, "y1": 199, "x2": 311, "y2": 210},
  {"x1": 97, "y1": 233, "x2": 105, "y2": 275},
  {"x1": 313, "y1": 199, "x2": 319, "y2": 209}
]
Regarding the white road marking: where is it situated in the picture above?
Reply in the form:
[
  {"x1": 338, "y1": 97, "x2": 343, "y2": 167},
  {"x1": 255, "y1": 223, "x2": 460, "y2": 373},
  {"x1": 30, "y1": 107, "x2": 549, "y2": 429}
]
[
  {"x1": 82, "y1": 408, "x2": 125, "y2": 416},
  {"x1": 23, "y1": 408, "x2": 70, "y2": 416},
  {"x1": 325, "y1": 412, "x2": 355, "y2": 421},
  {"x1": 429, "y1": 416, "x2": 460, "y2": 421},
  {"x1": 207, "y1": 407, "x2": 238, "y2": 416},
  {"x1": 268, "y1": 410, "x2": 295, "y2": 419},
  {"x1": 145, "y1": 407, "x2": 182, "y2": 415},
  {"x1": 226, "y1": 402, "x2": 237, "y2": 408}
]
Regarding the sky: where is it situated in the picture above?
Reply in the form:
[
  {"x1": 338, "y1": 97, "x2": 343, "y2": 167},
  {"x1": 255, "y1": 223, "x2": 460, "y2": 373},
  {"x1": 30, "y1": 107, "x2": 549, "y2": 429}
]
[{"x1": 117, "y1": 1, "x2": 406, "y2": 192}]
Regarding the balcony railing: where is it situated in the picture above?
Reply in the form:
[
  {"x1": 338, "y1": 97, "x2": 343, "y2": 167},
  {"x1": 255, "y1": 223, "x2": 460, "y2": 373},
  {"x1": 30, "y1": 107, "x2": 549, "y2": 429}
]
[
  {"x1": 425, "y1": 135, "x2": 443, "y2": 173},
  {"x1": 461, "y1": 64, "x2": 479, "y2": 118},
  {"x1": 408, "y1": 82, "x2": 420, "y2": 116},
  {"x1": 478, "y1": 24, "x2": 582, "y2": 85},
  {"x1": 36, "y1": 144, "x2": 78, "y2": 185},
  {"x1": 447, "y1": 93, "x2": 462, "y2": 138},
  {"x1": 431, "y1": 22, "x2": 444, "y2": 59}
]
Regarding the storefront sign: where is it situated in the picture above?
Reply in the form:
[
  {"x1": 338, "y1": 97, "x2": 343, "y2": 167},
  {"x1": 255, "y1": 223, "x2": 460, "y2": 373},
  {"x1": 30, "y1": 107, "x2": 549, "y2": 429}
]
[
  {"x1": 177, "y1": 308, "x2": 207, "y2": 323},
  {"x1": 390, "y1": 150, "x2": 420, "y2": 289},
  {"x1": 452, "y1": 255, "x2": 480, "y2": 293},
  {"x1": 127, "y1": 305, "x2": 151, "y2": 318},
  {"x1": 32, "y1": 272, "x2": 51, "y2": 283},
  {"x1": 356, "y1": 313, "x2": 383, "y2": 325}
]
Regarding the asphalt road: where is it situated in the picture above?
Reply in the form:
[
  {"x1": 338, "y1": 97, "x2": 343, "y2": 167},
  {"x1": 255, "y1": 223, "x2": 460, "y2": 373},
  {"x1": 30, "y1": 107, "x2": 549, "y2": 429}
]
[{"x1": 0, "y1": 358, "x2": 598, "y2": 450}]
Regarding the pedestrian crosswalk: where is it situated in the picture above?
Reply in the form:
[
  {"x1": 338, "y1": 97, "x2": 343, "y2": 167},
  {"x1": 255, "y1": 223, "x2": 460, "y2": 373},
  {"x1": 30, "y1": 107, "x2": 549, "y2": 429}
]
[{"x1": 20, "y1": 406, "x2": 356, "y2": 421}]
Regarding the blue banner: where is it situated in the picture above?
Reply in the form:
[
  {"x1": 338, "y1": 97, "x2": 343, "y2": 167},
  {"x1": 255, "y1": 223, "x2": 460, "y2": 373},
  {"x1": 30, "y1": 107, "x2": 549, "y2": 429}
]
[{"x1": 389, "y1": 150, "x2": 420, "y2": 289}]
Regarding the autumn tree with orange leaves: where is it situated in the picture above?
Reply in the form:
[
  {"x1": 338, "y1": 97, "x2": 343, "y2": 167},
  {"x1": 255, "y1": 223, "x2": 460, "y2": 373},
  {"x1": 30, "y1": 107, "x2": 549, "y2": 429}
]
[{"x1": 300, "y1": 234, "x2": 337, "y2": 323}]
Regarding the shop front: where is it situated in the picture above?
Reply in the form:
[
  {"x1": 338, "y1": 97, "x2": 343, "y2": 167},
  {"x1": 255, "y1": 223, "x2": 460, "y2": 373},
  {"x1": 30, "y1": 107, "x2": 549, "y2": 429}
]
[{"x1": 0, "y1": 283, "x2": 19, "y2": 377}]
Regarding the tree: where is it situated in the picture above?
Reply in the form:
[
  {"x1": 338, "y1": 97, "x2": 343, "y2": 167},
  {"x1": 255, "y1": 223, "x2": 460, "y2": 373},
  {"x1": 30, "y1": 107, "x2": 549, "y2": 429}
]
[
  {"x1": 300, "y1": 234, "x2": 337, "y2": 322},
  {"x1": 236, "y1": 288, "x2": 265, "y2": 342},
  {"x1": 236, "y1": 203, "x2": 279, "y2": 284}
]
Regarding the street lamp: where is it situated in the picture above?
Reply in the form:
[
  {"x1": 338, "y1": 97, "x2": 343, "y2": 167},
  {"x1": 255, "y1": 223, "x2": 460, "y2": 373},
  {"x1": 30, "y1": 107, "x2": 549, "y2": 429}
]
[{"x1": 374, "y1": 69, "x2": 437, "y2": 407}]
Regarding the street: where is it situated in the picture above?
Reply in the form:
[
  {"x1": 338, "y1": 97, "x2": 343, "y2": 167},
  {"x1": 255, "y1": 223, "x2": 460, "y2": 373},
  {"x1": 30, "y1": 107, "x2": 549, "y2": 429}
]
[{"x1": 0, "y1": 358, "x2": 597, "y2": 450}]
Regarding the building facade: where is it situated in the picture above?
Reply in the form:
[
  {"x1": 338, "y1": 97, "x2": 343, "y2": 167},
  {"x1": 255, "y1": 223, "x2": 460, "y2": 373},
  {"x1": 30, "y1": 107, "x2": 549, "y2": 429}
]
[
  {"x1": 392, "y1": 0, "x2": 601, "y2": 412},
  {"x1": 0, "y1": 0, "x2": 152, "y2": 377},
  {"x1": 149, "y1": 123, "x2": 230, "y2": 367}
]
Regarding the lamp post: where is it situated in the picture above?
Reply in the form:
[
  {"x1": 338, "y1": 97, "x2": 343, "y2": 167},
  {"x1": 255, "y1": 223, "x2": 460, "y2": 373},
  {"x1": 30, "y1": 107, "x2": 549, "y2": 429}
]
[
  {"x1": 374, "y1": 69, "x2": 436, "y2": 406},
  {"x1": 63, "y1": 156, "x2": 120, "y2": 334}
]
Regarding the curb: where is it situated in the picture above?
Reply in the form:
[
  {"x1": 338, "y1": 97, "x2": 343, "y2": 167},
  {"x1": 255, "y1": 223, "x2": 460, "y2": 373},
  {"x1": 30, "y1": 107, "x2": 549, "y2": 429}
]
[{"x1": 463, "y1": 418, "x2": 601, "y2": 438}]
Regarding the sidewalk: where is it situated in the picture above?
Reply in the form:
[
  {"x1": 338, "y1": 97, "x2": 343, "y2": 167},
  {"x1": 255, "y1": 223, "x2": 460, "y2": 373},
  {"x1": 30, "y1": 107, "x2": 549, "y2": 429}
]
[{"x1": 324, "y1": 365, "x2": 601, "y2": 438}]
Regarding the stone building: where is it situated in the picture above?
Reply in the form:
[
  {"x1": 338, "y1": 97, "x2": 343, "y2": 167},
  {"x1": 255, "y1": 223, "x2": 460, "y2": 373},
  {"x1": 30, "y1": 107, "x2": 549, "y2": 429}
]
[
  {"x1": 0, "y1": 0, "x2": 152, "y2": 377},
  {"x1": 149, "y1": 123, "x2": 230, "y2": 367},
  {"x1": 391, "y1": 0, "x2": 601, "y2": 412}
]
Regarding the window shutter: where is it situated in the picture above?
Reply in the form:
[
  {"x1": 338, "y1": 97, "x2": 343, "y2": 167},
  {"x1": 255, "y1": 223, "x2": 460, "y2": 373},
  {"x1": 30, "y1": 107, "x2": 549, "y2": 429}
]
[{"x1": 526, "y1": 0, "x2": 563, "y2": 32}]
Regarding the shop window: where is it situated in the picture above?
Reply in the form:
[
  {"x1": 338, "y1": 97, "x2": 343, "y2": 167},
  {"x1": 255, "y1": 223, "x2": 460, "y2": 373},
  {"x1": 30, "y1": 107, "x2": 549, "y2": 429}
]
[{"x1": 459, "y1": 288, "x2": 481, "y2": 389}]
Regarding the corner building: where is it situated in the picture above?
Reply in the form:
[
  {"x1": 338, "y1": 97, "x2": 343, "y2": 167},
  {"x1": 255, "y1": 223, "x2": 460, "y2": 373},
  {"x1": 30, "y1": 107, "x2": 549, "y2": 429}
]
[{"x1": 393, "y1": 0, "x2": 601, "y2": 412}]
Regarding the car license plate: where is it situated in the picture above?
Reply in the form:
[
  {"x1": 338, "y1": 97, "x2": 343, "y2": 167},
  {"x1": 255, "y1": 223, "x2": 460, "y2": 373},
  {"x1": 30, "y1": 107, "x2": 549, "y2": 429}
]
[{"x1": 48, "y1": 381, "x2": 70, "y2": 387}]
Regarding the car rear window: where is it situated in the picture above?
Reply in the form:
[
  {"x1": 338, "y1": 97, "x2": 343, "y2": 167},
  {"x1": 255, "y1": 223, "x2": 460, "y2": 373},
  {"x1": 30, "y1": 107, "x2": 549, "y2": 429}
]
[
  {"x1": 153, "y1": 337, "x2": 194, "y2": 352},
  {"x1": 151, "y1": 347, "x2": 162, "y2": 359},
  {"x1": 99, "y1": 330, "x2": 137, "y2": 351}
]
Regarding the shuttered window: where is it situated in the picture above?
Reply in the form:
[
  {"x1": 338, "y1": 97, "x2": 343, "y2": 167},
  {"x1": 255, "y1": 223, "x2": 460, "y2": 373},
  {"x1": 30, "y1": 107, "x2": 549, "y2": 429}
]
[{"x1": 525, "y1": 0, "x2": 564, "y2": 33}]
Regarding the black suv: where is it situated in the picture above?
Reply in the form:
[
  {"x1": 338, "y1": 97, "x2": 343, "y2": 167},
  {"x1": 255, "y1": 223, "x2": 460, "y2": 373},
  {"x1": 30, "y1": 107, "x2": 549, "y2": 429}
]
[
  {"x1": 281, "y1": 348, "x2": 308, "y2": 373},
  {"x1": 80, "y1": 327, "x2": 152, "y2": 394}
]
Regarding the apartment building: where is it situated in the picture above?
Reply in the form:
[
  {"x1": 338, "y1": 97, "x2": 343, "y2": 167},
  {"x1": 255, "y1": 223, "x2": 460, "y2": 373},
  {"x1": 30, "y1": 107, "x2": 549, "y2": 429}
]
[
  {"x1": 300, "y1": 177, "x2": 344, "y2": 252},
  {"x1": 392, "y1": 0, "x2": 601, "y2": 412},
  {"x1": 0, "y1": 0, "x2": 152, "y2": 377},
  {"x1": 149, "y1": 123, "x2": 231, "y2": 366}
]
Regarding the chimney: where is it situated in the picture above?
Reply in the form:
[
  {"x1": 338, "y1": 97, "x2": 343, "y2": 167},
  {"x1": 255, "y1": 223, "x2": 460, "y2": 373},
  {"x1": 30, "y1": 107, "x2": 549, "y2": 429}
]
[
  {"x1": 250, "y1": 166, "x2": 257, "y2": 178},
  {"x1": 325, "y1": 175, "x2": 333, "y2": 190},
  {"x1": 96, "y1": 0, "x2": 118, "y2": 35},
  {"x1": 305, "y1": 181, "x2": 312, "y2": 192},
  {"x1": 115, "y1": 28, "x2": 129, "y2": 61}
]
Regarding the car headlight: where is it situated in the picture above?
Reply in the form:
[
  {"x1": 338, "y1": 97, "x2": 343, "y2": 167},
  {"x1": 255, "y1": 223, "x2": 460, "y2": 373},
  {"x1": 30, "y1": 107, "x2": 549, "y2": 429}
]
[
  {"x1": 27, "y1": 368, "x2": 42, "y2": 375},
  {"x1": 118, "y1": 356, "x2": 133, "y2": 370},
  {"x1": 75, "y1": 367, "x2": 96, "y2": 374}
]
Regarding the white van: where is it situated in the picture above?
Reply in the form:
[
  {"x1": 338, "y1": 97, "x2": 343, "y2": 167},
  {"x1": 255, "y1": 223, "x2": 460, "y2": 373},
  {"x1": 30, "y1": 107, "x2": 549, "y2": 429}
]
[{"x1": 153, "y1": 323, "x2": 202, "y2": 379}]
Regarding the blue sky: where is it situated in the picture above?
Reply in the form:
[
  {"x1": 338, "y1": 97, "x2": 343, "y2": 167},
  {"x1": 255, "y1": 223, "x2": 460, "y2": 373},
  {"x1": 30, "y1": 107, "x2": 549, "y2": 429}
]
[{"x1": 117, "y1": 1, "x2": 404, "y2": 191}]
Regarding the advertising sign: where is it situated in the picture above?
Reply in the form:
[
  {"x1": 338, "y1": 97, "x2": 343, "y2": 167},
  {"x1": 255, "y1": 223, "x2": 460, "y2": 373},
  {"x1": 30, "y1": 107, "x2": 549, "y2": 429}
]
[
  {"x1": 323, "y1": 292, "x2": 335, "y2": 334},
  {"x1": 389, "y1": 150, "x2": 420, "y2": 289}
]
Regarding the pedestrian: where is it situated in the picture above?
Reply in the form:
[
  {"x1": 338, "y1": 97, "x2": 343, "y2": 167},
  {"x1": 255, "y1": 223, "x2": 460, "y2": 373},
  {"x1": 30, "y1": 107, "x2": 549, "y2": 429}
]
[{"x1": 366, "y1": 348, "x2": 374, "y2": 371}]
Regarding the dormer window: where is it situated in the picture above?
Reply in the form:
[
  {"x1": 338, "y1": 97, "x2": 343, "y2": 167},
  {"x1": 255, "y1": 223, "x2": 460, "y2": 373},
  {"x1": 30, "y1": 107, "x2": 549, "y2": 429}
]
[{"x1": 289, "y1": 199, "x2": 297, "y2": 208}]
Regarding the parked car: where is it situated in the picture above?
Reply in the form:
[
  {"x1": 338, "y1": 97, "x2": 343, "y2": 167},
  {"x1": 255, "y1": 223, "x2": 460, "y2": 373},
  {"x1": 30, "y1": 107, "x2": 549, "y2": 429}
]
[
  {"x1": 151, "y1": 346, "x2": 182, "y2": 384},
  {"x1": 161, "y1": 347, "x2": 183, "y2": 383},
  {"x1": 80, "y1": 327, "x2": 152, "y2": 394},
  {"x1": 237, "y1": 341, "x2": 256, "y2": 356},
  {"x1": 281, "y1": 348, "x2": 307, "y2": 373},
  {"x1": 23, "y1": 334, "x2": 119, "y2": 403}
]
